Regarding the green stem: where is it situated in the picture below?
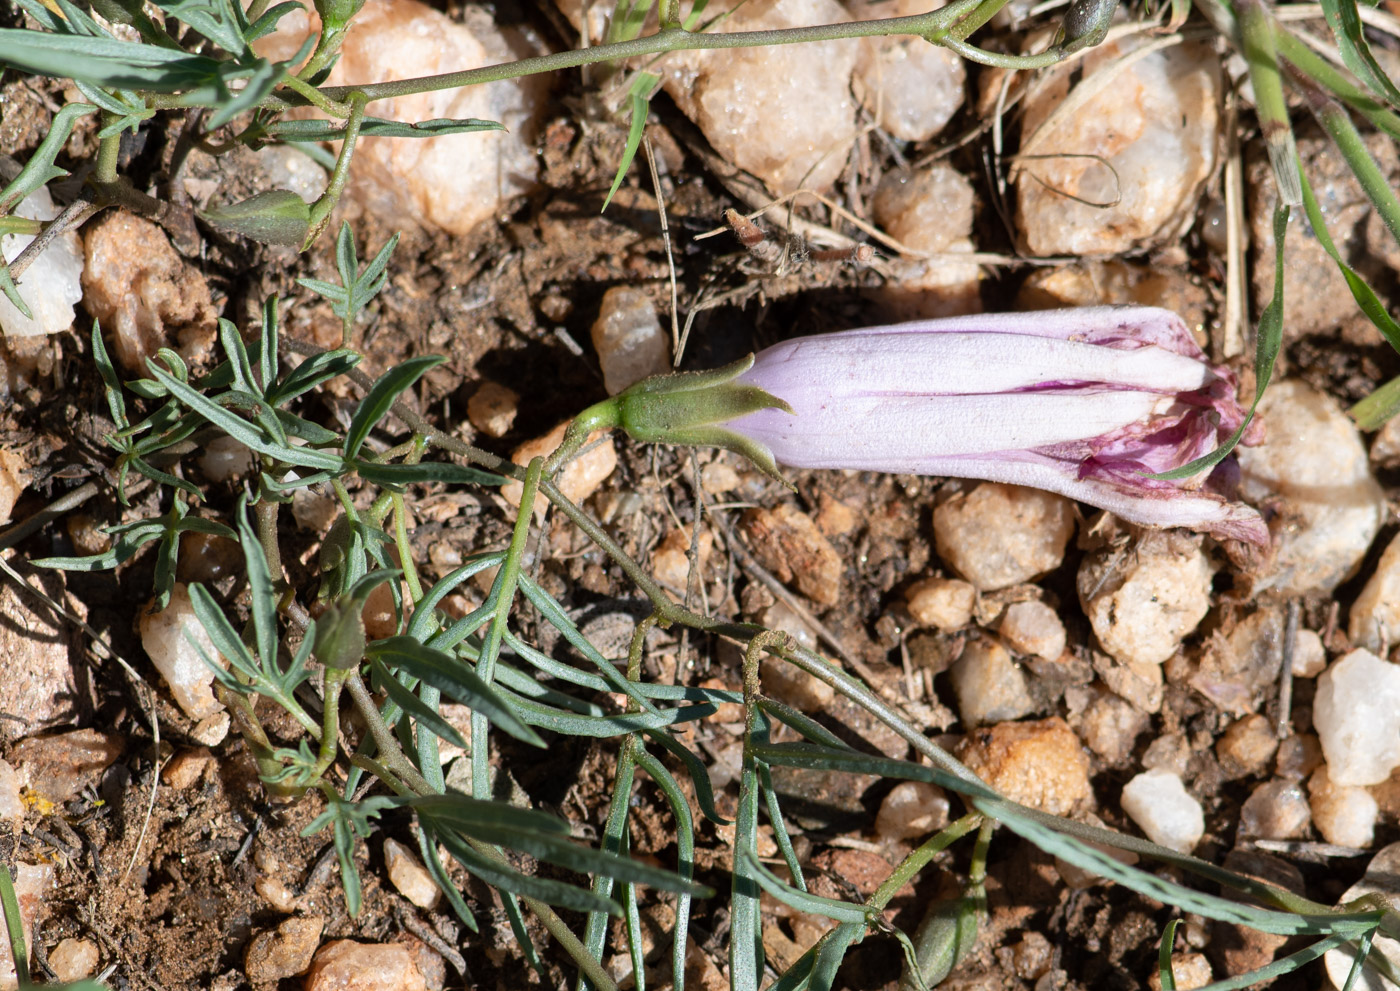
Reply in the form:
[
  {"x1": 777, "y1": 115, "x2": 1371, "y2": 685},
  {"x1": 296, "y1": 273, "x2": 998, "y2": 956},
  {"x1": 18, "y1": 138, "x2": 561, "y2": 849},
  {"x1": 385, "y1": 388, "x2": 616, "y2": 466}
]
[
  {"x1": 1308, "y1": 88, "x2": 1400, "y2": 247},
  {"x1": 472, "y1": 456, "x2": 542, "y2": 799},
  {"x1": 282, "y1": 72, "x2": 351, "y2": 117},
  {"x1": 304, "y1": 91, "x2": 368, "y2": 251},
  {"x1": 344, "y1": 669, "x2": 433, "y2": 793},
  {"x1": 870, "y1": 814, "x2": 983, "y2": 911},
  {"x1": 1276, "y1": 31, "x2": 1400, "y2": 140},
  {"x1": 312, "y1": 666, "x2": 350, "y2": 778},
  {"x1": 392, "y1": 493, "x2": 425, "y2": 603},
  {"x1": 238, "y1": 0, "x2": 1006, "y2": 111},
  {"x1": 94, "y1": 129, "x2": 121, "y2": 185}
]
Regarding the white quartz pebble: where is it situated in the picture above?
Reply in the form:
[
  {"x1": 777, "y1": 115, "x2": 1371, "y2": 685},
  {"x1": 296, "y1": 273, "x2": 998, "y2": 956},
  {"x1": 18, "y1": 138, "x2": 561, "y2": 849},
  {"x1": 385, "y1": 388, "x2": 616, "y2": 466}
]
[
  {"x1": 1237, "y1": 779, "x2": 1310, "y2": 840},
  {"x1": 948, "y1": 637, "x2": 1035, "y2": 727},
  {"x1": 384, "y1": 838, "x2": 441, "y2": 910},
  {"x1": 1312, "y1": 648, "x2": 1400, "y2": 786},
  {"x1": 139, "y1": 583, "x2": 228, "y2": 728},
  {"x1": 1292, "y1": 628, "x2": 1327, "y2": 678},
  {"x1": 999, "y1": 600, "x2": 1067, "y2": 661},
  {"x1": 904, "y1": 576, "x2": 975, "y2": 631},
  {"x1": 199, "y1": 435, "x2": 255, "y2": 482},
  {"x1": 1324, "y1": 843, "x2": 1400, "y2": 991},
  {"x1": 848, "y1": 0, "x2": 964, "y2": 142},
  {"x1": 934, "y1": 483, "x2": 1075, "y2": 592},
  {"x1": 1121, "y1": 768, "x2": 1204, "y2": 854},
  {"x1": 1238, "y1": 380, "x2": 1384, "y2": 597},
  {"x1": 1309, "y1": 766, "x2": 1378, "y2": 849},
  {"x1": 1349, "y1": 532, "x2": 1400, "y2": 653},
  {"x1": 1016, "y1": 37, "x2": 1219, "y2": 255},
  {"x1": 1079, "y1": 534, "x2": 1215, "y2": 667},
  {"x1": 659, "y1": 0, "x2": 860, "y2": 195},
  {"x1": 257, "y1": 0, "x2": 546, "y2": 237},
  {"x1": 0, "y1": 185, "x2": 83, "y2": 339},
  {"x1": 590, "y1": 287, "x2": 670, "y2": 395},
  {"x1": 874, "y1": 782, "x2": 949, "y2": 842}
]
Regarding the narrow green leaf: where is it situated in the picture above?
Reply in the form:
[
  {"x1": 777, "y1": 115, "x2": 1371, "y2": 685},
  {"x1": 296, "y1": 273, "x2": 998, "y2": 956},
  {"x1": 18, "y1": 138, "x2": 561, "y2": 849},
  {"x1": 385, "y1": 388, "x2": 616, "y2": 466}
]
[
  {"x1": 431, "y1": 825, "x2": 621, "y2": 914},
  {"x1": 602, "y1": 72, "x2": 660, "y2": 213},
  {"x1": 742, "y1": 847, "x2": 866, "y2": 923},
  {"x1": 370, "y1": 657, "x2": 467, "y2": 748},
  {"x1": 352, "y1": 459, "x2": 506, "y2": 488},
  {"x1": 0, "y1": 866, "x2": 30, "y2": 984},
  {"x1": 201, "y1": 189, "x2": 311, "y2": 247},
  {"x1": 1352, "y1": 374, "x2": 1400, "y2": 431},
  {"x1": 1319, "y1": 0, "x2": 1400, "y2": 108},
  {"x1": 0, "y1": 102, "x2": 96, "y2": 214},
  {"x1": 266, "y1": 348, "x2": 360, "y2": 406},
  {"x1": 367, "y1": 636, "x2": 545, "y2": 747},
  {"x1": 267, "y1": 116, "x2": 505, "y2": 141},
  {"x1": 344, "y1": 355, "x2": 445, "y2": 459},
  {"x1": 1159, "y1": 919, "x2": 1181, "y2": 991},
  {"x1": 633, "y1": 748, "x2": 697, "y2": 991},
  {"x1": 417, "y1": 827, "x2": 478, "y2": 932},
  {"x1": 146, "y1": 360, "x2": 344, "y2": 469},
  {"x1": 0, "y1": 266, "x2": 32, "y2": 322},
  {"x1": 187, "y1": 581, "x2": 261, "y2": 682}
]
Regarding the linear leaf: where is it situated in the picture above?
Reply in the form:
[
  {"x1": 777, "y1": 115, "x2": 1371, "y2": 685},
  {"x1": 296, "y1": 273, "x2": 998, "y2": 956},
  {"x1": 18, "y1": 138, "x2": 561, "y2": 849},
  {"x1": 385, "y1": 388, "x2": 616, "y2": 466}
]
[
  {"x1": 268, "y1": 116, "x2": 504, "y2": 141},
  {"x1": 429, "y1": 823, "x2": 621, "y2": 914},
  {"x1": 0, "y1": 102, "x2": 95, "y2": 213},
  {"x1": 344, "y1": 355, "x2": 444, "y2": 459},
  {"x1": 266, "y1": 348, "x2": 360, "y2": 406},
  {"x1": 367, "y1": 636, "x2": 544, "y2": 747},
  {"x1": 353, "y1": 459, "x2": 506, "y2": 488},
  {"x1": 741, "y1": 848, "x2": 867, "y2": 924},
  {"x1": 370, "y1": 657, "x2": 467, "y2": 748}
]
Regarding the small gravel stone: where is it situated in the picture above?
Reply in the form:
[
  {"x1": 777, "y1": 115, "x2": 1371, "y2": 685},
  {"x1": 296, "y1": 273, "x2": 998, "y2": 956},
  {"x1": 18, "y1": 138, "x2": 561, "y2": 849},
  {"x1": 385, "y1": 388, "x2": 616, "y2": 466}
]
[
  {"x1": 1016, "y1": 37, "x2": 1219, "y2": 255},
  {"x1": 161, "y1": 747, "x2": 213, "y2": 790},
  {"x1": 1147, "y1": 953, "x2": 1212, "y2": 991},
  {"x1": 384, "y1": 838, "x2": 440, "y2": 910},
  {"x1": 292, "y1": 488, "x2": 338, "y2": 532},
  {"x1": 659, "y1": 0, "x2": 860, "y2": 195},
  {"x1": 1323, "y1": 842, "x2": 1400, "y2": 990},
  {"x1": 741, "y1": 504, "x2": 842, "y2": 606},
  {"x1": 1121, "y1": 768, "x2": 1204, "y2": 854},
  {"x1": 1215, "y1": 714, "x2": 1278, "y2": 780},
  {"x1": 934, "y1": 483, "x2": 1075, "y2": 592},
  {"x1": 0, "y1": 448, "x2": 24, "y2": 526},
  {"x1": 1078, "y1": 533, "x2": 1215, "y2": 667},
  {"x1": 255, "y1": 876, "x2": 300, "y2": 913},
  {"x1": 590, "y1": 287, "x2": 670, "y2": 395},
  {"x1": 304, "y1": 939, "x2": 427, "y2": 991},
  {"x1": 466, "y1": 381, "x2": 518, "y2": 438},
  {"x1": 1276, "y1": 733, "x2": 1324, "y2": 782},
  {"x1": 1073, "y1": 687, "x2": 1150, "y2": 766},
  {"x1": 1007, "y1": 932, "x2": 1053, "y2": 980},
  {"x1": 956, "y1": 717, "x2": 1092, "y2": 815},
  {"x1": 651, "y1": 528, "x2": 713, "y2": 591},
  {"x1": 761, "y1": 653, "x2": 835, "y2": 711},
  {"x1": 81, "y1": 211, "x2": 217, "y2": 374},
  {"x1": 12, "y1": 729, "x2": 123, "y2": 805},
  {"x1": 502, "y1": 421, "x2": 616, "y2": 519},
  {"x1": 1292, "y1": 629, "x2": 1327, "y2": 678},
  {"x1": 1313, "y1": 649, "x2": 1400, "y2": 786},
  {"x1": 1349, "y1": 532, "x2": 1400, "y2": 653},
  {"x1": 1092, "y1": 651, "x2": 1165, "y2": 713},
  {"x1": 948, "y1": 637, "x2": 1036, "y2": 727},
  {"x1": 199, "y1": 436, "x2": 255, "y2": 483},
  {"x1": 1141, "y1": 732, "x2": 1192, "y2": 778},
  {"x1": 245, "y1": 916, "x2": 323, "y2": 984},
  {"x1": 1309, "y1": 766, "x2": 1378, "y2": 849},
  {"x1": 139, "y1": 582, "x2": 228, "y2": 726},
  {"x1": 1237, "y1": 380, "x2": 1385, "y2": 597},
  {"x1": 849, "y1": 0, "x2": 963, "y2": 141},
  {"x1": 904, "y1": 577, "x2": 975, "y2": 631},
  {"x1": 1238, "y1": 779, "x2": 1310, "y2": 840},
  {"x1": 0, "y1": 575, "x2": 81, "y2": 741},
  {"x1": 258, "y1": 0, "x2": 545, "y2": 237},
  {"x1": 48, "y1": 938, "x2": 99, "y2": 983},
  {"x1": 700, "y1": 462, "x2": 740, "y2": 496},
  {"x1": 998, "y1": 600, "x2": 1067, "y2": 661},
  {"x1": 1373, "y1": 413, "x2": 1400, "y2": 468},
  {"x1": 874, "y1": 782, "x2": 949, "y2": 842},
  {"x1": 757, "y1": 602, "x2": 819, "y2": 653},
  {"x1": 0, "y1": 760, "x2": 21, "y2": 832},
  {"x1": 1191, "y1": 606, "x2": 1285, "y2": 716},
  {"x1": 0, "y1": 185, "x2": 84, "y2": 339}
]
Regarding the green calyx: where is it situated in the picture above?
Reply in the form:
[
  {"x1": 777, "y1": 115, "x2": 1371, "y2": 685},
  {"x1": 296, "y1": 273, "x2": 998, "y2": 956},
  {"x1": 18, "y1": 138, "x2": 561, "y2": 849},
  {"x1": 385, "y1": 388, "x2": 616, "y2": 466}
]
[{"x1": 566, "y1": 355, "x2": 794, "y2": 482}]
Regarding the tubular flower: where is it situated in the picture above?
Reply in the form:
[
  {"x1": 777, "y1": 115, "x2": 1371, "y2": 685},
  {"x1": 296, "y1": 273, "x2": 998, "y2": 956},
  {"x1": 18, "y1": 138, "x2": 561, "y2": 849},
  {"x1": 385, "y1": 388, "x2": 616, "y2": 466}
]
[{"x1": 571, "y1": 306, "x2": 1267, "y2": 544}]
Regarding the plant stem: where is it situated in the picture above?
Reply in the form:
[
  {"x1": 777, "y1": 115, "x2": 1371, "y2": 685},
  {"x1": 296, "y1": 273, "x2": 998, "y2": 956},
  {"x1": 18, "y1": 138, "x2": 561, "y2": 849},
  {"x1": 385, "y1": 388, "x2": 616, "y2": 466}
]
[{"x1": 344, "y1": 669, "x2": 433, "y2": 793}]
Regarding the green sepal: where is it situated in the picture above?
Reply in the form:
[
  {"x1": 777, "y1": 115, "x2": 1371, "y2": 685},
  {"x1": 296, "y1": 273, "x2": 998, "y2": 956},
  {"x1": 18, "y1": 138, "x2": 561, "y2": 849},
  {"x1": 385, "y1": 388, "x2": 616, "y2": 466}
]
[{"x1": 596, "y1": 354, "x2": 794, "y2": 483}]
